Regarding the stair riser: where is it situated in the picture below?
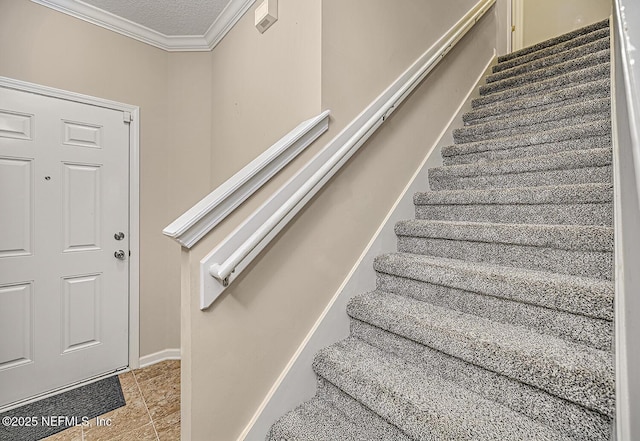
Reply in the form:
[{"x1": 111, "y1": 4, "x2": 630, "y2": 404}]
[
  {"x1": 453, "y1": 112, "x2": 609, "y2": 144},
  {"x1": 464, "y1": 86, "x2": 610, "y2": 126},
  {"x1": 396, "y1": 236, "x2": 613, "y2": 279},
  {"x1": 480, "y1": 51, "x2": 610, "y2": 97},
  {"x1": 350, "y1": 319, "x2": 613, "y2": 441},
  {"x1": 415, "y1": 203, "x2": 612, "y2": 227},
  {"x1": 315, "y1": 379, "x2": 412, "y2": 441},
  {"x1": 376, "y1": 272, "x2": 613, "y2": 351},
  {"x1": 443, "y1": 136, "x2": 611, "y2": 166},
  {"x1": 473, "y1": 64, "x2": 611, "y2": 108},
  {"x1": 487, "y1": 39, "x2": 610, "y2": 84},
  {"x1": 494, "y1": 29, "x2": 610, "y2": 73},
  {"x1": 429, "y1": 165, "x2": 612, "y2": 191}
]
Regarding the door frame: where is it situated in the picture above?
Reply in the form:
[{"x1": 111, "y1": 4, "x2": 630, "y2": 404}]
[
  {"x1": 512, "y1": 0, "x2": 524, "y2": 51},
  {"x1": 0, "y1": 76, "x2": 141, "y2": 370}
]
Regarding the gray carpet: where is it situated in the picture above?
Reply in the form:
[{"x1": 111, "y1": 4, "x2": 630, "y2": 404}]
[
  {"x1": 267, "y1": 18, "x2": 614, "y2": 440},
  {"x1": 0, "y1": 376, "x2": 125, "y2": 441}
]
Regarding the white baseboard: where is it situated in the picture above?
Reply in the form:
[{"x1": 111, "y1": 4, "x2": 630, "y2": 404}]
[
  {"x1": 238, "y1": 52, "x2": 496, "y2": 441},
  {"x1": 139, "y1": 348, "x2": 181, "y2": 368}
]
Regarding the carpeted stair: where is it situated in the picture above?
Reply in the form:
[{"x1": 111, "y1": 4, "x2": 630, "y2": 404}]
[{"x1": 267, "y1": 18, "x2": 614, "y2": 441}]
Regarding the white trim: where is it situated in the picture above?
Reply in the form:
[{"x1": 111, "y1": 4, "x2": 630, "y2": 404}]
[
  {"x1": 163, "y1": 111, "x2": 330, "y2": 249},
  {"x1": 29, "y1": 0, "x2": 256, "y2": 52},
  {"x1": 0, "y1": 77, "x2": 138, "y2": 113},
  {"x1": 613, "y1": 2, "x2": 640, "y2": 438},
  {"x1": 139, "y1": 349, "x2": 181, "y2": 368},
  {"x1": 505, "y1": 0, "x2": 513, "y2": 54},
  {"x1": 128, "y1": 108, "x2": 141, "y2": 370},
  {"x1": 0, "y1": 76, "x2": 141, "y2": 371},
  {"x1": 239, "y1": 51, "x2": 497, "y2": 441},
  {"x1": 611, "y1": 55, "x2": 628, "y2": 441},
  {"x1": 511, "y1": 0, "x2": 524, "y2": 51},
  {"x1": 199, "y1": 0, "x2": 496, "y2": 310},
  {"x1": 204, "y1": 0, "x2": 257, "y2": 50}
]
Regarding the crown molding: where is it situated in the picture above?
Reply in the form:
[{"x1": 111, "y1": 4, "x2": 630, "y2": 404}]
[
  {"x1": 30, "y1": 0, "x2": 256, "y2": 52},
  {"x1": 204, "y1": 0, "x2": 257, "y2": 50}
]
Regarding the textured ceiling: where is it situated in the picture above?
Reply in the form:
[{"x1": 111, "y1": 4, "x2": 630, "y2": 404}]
[{"x1": 80, "y1": 0, "x2": 232, "y2": 35}]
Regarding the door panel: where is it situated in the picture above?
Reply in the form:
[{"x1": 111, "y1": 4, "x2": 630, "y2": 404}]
[
  {"x1": 62, "y1": 163, "x2": 102, "y2": 252},
  {"x1": 0, "y1": 283, "x2": 33, "y2": 370},
  {"x1": 0, "y1": 157, "x2": 32, "y2": 257},
  {"x1": 62, "y1": 120, "x2": 102, "y2": 149},
  {"x1": 0, "y1": 110, "x2": 33, "y2": 141},
  {"x1": 61, "y1": 274, "x2": 101, "y2": 353},
  {"x1": 0, "y1": 86, "x2": 130, "y2": 408}
]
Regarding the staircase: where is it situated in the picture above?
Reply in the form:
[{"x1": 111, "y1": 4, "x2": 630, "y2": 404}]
[{"x1": 268, "y1": 19, "x2": 614, "y2": 441}]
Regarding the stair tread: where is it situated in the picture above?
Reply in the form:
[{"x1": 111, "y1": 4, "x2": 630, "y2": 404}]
[
  {"x1": 488, "y1": 37, "x2": 610, "y2": 84},
  {"x1": 443, "y1": 137, "x2": 612, "y2": 167},
  {"x1": 455, "y1": 97, "x2": 610, "y2": 140},
  {"x1": 480, "y1": 49, "x2": 610, "y2": 96},
  {"x1": 494, "y1": 27, "x2": 610, "y2": 73},
  {"x1": 474, "y1": 62, "x2": 611, "y2": 107},
  {"x1": 314, "y1": 337, "x2": 573, "y2": 440},
  {"x1": 375, "y1": 263, "x2": 613, "y2": 351},
  {"x1": 374, "y1": 252, "x2": 614, "y2": 320},
  {"x1": 416, "y1": 200, "x2": 612, "y2": 227},
  {"x1": 397, "y1": 222, "x2": 613, "y2": 280},
  {"x1": 430, "y1": 148, "x2": 612, "y2": 179},
  {"x1": 414, "y1": 183, "x2": 613, "y2": 205},
  {"x1": 464, "y1": 79, "x2": 610, "y2": 124},
  {"x1": 350, "y1": 321, "x2": 613, "y2": 441},
  {"x1": 394, "y1": 219, "x2": 613, "y2": 252},
  {"x1": 443, "y1": 120, "x2": 610, "y2": 158},
  {"x1": 455, "y1": 114, "x2": 608, "y2": 145},
  {"x1": 346, "y1": 291, "x2": 614, "y2": 416}
]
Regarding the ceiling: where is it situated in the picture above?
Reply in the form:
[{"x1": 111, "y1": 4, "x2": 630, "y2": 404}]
[
  {"x1": 31, "y1": 0, "x2": 257, "y2": 51},
  {"x1": 80, "y1": 0, "x2": 230, "y2": 36}
]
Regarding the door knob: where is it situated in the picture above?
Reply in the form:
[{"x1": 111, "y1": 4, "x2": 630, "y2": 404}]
[{"x1": 114, "y1": 250, "x2": 126, "y2": 260}]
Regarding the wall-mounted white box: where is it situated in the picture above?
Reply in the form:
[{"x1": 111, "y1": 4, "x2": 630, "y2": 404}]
[{"x1": 255, "y1": 0, "x2": 278, "y2": 33}]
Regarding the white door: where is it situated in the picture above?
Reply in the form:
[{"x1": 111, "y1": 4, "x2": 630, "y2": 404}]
[{"x1": 0, "y1": 86, "x2": 130, "y2": 408}]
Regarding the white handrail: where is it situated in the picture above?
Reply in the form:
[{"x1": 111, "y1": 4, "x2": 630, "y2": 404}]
[
  {"x1": 200, "y1": 0, "x2": 496, "y2": 308},
  {"x1": 208, "y1": 109, "x2": 380, "y2": 284},
  {"x1": 163, "y1": 110, "x2": 330, "y2": 248}
]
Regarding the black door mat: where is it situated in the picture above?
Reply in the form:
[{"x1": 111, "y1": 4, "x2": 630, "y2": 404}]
[{"x1": 0, "y1": 375, "x2": 126, "y2": 440}]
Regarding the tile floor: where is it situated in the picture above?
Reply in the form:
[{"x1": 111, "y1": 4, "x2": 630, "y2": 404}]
[{"x1": 42, "y1": 360, "x2": 180, "y2": 441}]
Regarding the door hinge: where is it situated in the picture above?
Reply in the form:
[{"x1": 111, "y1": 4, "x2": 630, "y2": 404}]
[
  {"x1": 512, "y1": 25, "x2": 516, "y2": 32},
  {"x1": 123, "y1": 111, "x2": 132, "y2": 123}
]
